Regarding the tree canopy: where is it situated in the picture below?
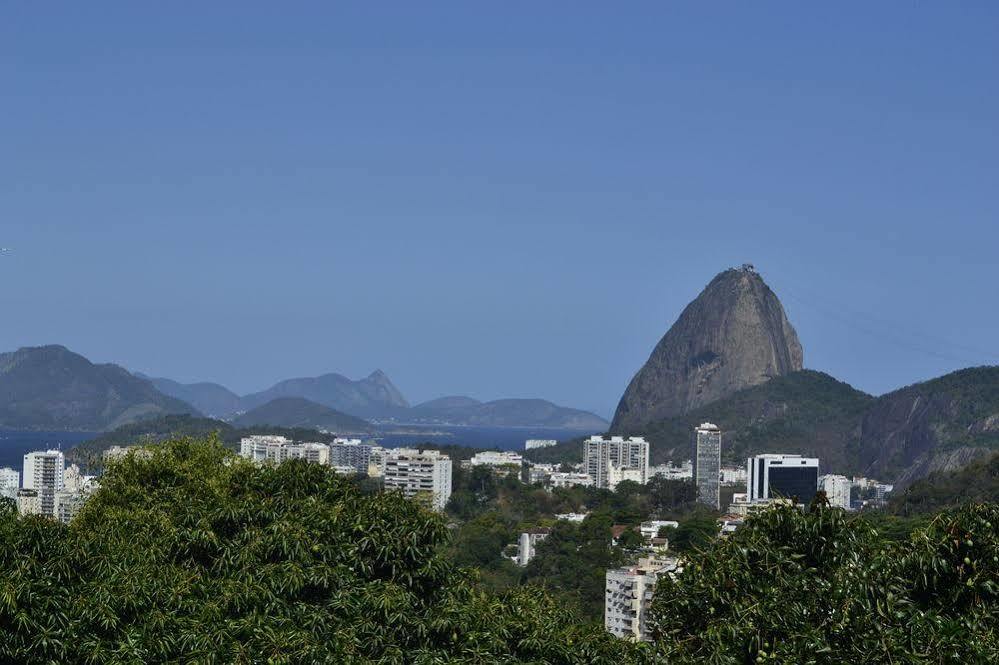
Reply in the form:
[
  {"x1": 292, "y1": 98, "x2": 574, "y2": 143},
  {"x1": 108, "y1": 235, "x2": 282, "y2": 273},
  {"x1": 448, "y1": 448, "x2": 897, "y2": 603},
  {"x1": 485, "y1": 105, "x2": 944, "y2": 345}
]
[{"x1": 0, "y1": 436, "x2": 639, "y2": 664}]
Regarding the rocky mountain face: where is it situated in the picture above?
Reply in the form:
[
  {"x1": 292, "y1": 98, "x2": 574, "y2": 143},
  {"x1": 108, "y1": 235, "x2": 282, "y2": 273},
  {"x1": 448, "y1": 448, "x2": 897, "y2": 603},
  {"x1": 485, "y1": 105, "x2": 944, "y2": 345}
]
[
  {"x1": 0, "y1": 346, "x2": 197, "y2": 431},
  {"x1": 233, "y1": 397, "x2": 372, "y2": 433},
  {"x1": 856, "y1": 367, "x2": 999, "y2": 486},
  {"x1": 137, "y1": 374, "x2": 242, "y2": 418},
  {"x1": 239, "y1": 370, "x2": 410, "y2": 419},
  {"x1": 612, "y1": 266, "x2": 803, "y2": 432}
]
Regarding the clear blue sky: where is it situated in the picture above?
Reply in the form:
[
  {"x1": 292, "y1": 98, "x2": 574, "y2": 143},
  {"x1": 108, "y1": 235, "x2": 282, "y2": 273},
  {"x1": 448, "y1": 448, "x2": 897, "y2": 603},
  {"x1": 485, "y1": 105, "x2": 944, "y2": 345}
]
[{"x1": 2, "y1": 3, "x2": 997, "y2": 418}]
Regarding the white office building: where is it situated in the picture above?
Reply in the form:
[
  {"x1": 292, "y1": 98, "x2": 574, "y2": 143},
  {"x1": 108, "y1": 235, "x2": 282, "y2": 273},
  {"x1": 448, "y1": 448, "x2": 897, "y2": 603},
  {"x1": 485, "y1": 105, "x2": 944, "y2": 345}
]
[
  {"x1": 23, "y1": 450, "x2": 65, "y2": 518},
  {"x1": 0, "y1": 467, "x2": 19, "y2": 501},
  {"x1": 694, "y1": 424, "x2": 722, "y2": 510},
  {"x1": 383, "y1": 448, "x2": 453, "y2": 512},
  {"x1": 525, "y1": 439, "x2": 558, "y2": 450},
  {"x1": 747, "y1": 454, "x2": 820, "y2": 505},
  {"x1": 605, "y1": 556, "x2": 681, "y2": 642},
  {"x1": 819, "y1": 474, "x2": 852, "y2": 510},
  {"x1": 584, "y1": 436, "x2": 649, "y2": 490}
]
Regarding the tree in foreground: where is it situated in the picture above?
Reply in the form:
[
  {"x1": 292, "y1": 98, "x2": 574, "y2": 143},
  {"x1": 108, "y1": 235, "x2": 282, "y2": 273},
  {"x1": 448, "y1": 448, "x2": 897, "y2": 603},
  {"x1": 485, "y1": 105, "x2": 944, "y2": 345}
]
[
  {"x1": 0, "y1": 437, "x2": 643, "y2": 664},
  {"x1": 650, "y1": 501, "x2": 999, "y2": 663}
]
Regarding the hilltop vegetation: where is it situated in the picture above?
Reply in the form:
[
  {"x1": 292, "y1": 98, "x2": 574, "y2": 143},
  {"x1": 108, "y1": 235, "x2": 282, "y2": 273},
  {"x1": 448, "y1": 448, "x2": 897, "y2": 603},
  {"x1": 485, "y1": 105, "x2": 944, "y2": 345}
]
[{"x1": 889, "y1": 449, "x2": 999, "y2": 516}]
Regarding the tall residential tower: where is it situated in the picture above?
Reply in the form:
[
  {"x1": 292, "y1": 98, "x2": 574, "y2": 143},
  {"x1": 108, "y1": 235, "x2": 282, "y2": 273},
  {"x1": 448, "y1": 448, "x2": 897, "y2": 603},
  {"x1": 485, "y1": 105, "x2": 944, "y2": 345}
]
[{"x1": 693, "y1": 423, "x2": 721, "y2": 510}]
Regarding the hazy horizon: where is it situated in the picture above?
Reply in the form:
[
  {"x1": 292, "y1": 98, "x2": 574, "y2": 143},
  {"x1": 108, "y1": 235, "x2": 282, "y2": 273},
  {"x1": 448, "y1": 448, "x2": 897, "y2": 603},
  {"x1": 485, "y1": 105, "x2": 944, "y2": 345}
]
[{"x1": 3, "y1": 4, "x2": 997, "y2": 418}]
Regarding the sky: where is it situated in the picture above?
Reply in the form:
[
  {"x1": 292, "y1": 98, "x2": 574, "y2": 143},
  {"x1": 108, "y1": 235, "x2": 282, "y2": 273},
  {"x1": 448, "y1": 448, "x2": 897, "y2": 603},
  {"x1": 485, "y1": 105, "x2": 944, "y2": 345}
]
[{"x1": 2, "y1": 3, "x2": 997, "y2": 418}]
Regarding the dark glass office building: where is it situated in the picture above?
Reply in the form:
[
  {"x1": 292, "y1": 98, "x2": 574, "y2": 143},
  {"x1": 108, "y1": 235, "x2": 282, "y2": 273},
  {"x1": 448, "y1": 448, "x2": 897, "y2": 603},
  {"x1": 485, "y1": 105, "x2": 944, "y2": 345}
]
[{"x1": 747, "y1": 454, "x2": 819, "y2": 505}]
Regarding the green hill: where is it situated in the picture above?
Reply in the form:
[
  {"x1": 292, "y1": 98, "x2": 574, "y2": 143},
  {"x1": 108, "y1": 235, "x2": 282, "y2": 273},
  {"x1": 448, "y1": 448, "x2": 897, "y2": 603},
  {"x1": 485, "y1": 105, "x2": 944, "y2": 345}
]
[
  {"x1": 856, "y1": 366, "x2": 999, "y2": 485},
  {"x1": 233, "y1": 397, "x2": 372, "y2": 433},
  {"x1": 889, "y1": 450, "x2": 999, "y2": 516},
  {"x1": 0, "y1": 345, "x2": 198, "y2": 431}
]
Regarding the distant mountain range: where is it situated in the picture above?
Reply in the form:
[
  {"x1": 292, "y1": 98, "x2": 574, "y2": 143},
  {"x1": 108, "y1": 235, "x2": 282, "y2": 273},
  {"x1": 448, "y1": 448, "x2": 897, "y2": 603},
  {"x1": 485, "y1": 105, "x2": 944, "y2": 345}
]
[
  {"x1": 145, "y1": 370, "x2": 609, "y2": 430},
  {"x1": 0, "y1": 345, "x2": 607, "y2": 432}
]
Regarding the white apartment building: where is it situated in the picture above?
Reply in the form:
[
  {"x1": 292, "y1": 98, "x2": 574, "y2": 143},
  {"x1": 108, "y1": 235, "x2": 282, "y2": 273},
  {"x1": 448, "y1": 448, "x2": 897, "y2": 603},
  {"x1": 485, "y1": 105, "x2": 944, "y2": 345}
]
[
  {"x1": 0, "y1": 467, "x2": 19, "y2": 501},
  {"x1": 584, "y1": 436, "x2": 649, "y2": 490},
  {"x1": 54, "y1": 488, "x2": 90, "y2": 524},
  {"x1": 639, "y1": 520, "x2": 679, "y2": 542},
  {"x1": 238, "y1": 436, "x2": 330, "y2": 466},
  {"x1": 286, "y1": 442, "x2": 331, "y2": 465},
  {"x1": 16, "y1": 489, "x2": 41, "y2": 517},
  {"x1": 694, "y1": 424, "x2": 722, "y2": 510},
  {"x1": 819, "y1": 474, "x2": 852, "y2": 510},
  {"x1": 367, "y1": 446, "x2": 387, "y2": 477},
  {"x1": 470, "y1": 451, "x2": 523, "y2": 468},
  {"x1": 555, "y1": 512, "x2": 588, "y2": 522},
  {"x1": 548, "y1": 472, "x2": 594, "y2": 489},
  {"x1": 329, "y1": 439, "x2": 373, "y2": 474},
  {"x1": 516, "y1": 528, "x2": 551, "y2": 566},
  {"x1": 382, "y1": 448, "x2": 453, "y2": 512},
  {"x1": 525, "y1": 439, "x2": 557, "y2": 450},
  {"x1": 650, "y1": 460, "x2": 693, "y2": 481},
  {"x1": 23, "y1": 450, "x2": 65, "y2": 518},
  {"x1": 720, "y1": 466, "x2": 748, "y2": 486},
  {"x1": 605, "y1": 556, "x2": 681, "y2": 642},
  {"x1": 239, "y1": 435, "x2": 293, "y2": 463}
]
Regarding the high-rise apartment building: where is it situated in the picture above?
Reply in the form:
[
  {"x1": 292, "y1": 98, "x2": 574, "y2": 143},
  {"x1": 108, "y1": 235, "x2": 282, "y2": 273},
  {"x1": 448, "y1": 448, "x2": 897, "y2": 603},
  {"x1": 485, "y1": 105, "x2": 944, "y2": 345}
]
[
  {"x1": 747, "y1": 454, "x2": 820, "y2": 505},
  {"x1": 693, "y1": 424, "x2": 722, "y2": 510},
  {"x1": 383, "y1": 448, "x2": 453, "y2": 512},
  {"x1": 583, "y1": 436, "x2": 649, "y2": 490},
  {"x1": 329, "y1": 439, "x2": 374, "y2": 474},
  {"x1": 605, "y1": 556, "x2": 681, "y2": 641},
  {"x1": 819, "y1": 474, "x2": 851, "y2": 510},
  {"x1": 0, "y1": 467, "x2": 19, "y2": 501},
  {"x1": 23, "y1": 450, "x2": 65, "y2": 517}
]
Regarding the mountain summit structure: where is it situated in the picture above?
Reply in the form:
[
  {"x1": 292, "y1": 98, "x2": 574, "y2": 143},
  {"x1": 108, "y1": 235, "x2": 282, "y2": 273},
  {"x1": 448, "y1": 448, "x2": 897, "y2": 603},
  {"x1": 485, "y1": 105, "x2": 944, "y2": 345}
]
[{"x1": 612, "y1": 265, "x2": 803, "y2": 431}]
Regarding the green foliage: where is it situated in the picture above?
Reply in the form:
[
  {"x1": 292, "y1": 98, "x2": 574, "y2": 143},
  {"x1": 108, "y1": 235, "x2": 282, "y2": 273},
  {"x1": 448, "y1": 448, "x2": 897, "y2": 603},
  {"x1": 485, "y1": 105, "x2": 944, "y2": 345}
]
[
  {"x1": 890, "y1": 450, "x2": 999, "y2": 516},
  {"x1": 0, "y1": 436, "x2": 640, "y2": 664},
  {"x1": 650, "y1": 502, "x2": 999, "y2": 663},
  {"x1": 668, "y1": 512, "x2": 718, "y2": 552},
  {"x1": 523, "y1": 515, "x2": 626, "y2": 622}
]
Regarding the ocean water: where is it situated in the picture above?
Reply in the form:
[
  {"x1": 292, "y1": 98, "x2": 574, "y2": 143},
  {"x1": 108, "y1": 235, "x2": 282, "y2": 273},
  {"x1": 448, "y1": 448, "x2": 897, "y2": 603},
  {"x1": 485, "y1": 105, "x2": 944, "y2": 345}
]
[
  {"x1": 373, "y1": 425, "x2": 589, "y2": 451},
  {"x1": 0, "y1": 431, "x2": 97, "y2": 472}
]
